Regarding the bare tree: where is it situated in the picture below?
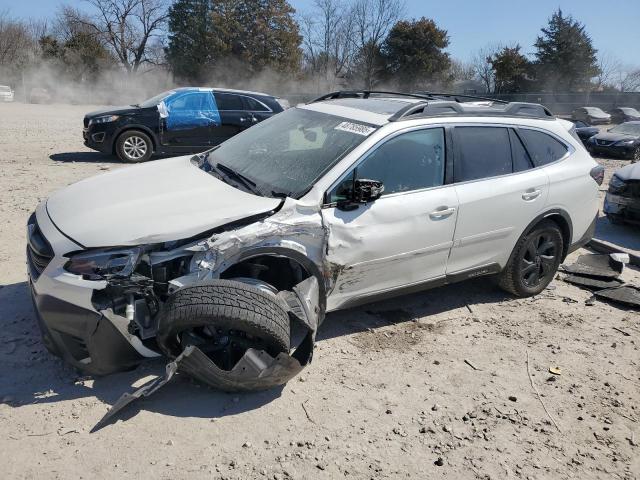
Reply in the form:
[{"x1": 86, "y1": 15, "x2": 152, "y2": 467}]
[
  {"x1": 470, "y1": 43, "x2": 502, "y2": 93},
  {"x1": 352, "y1": 0, "x2": 404, "y2": 89},
  {"x1": 0, "y1": 11, "x2": 36, "y2": 69},
  {"x1": 300, "y1": 0, "x2": 355, "y2": 89},
  {"x1": 619, "y1": 67, "x2": 640, "y2": 92},
  {"x1": 594, "y1": 52, "x2": 622, "y2": 90},
  {"x1": 67, "y1": 0, "x2": 169, "y2": 73},
  {"x1": 449, "y1": 59, "x2": 475, "y2": 82}
]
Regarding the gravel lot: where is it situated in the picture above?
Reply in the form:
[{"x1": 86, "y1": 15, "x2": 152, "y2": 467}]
[{"x1": 0, "y1": 103, "x2": 638, "y2": 479}]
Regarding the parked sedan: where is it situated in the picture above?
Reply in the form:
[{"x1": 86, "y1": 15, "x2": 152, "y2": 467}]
[
  {"x1": 84, "y1": 87, "x2": 286, "y2": 162},
  {"x1": 604, "y1": 162, "x2": 640, "y2": 225},
  {"x1": 610, "y1": 107, "x2": 640, "y2": 124},
  {"x1": 572, "y1": 120, "x2": 599, "y2": 145},
  {"x1": 0, "y1": 85, "x2": 14, "y2": 102},
  {"x1": 587, "y1": 122, "x2": 640, "y2": 161},
  {"x1": 572, "y1": 107, "x2": 611, "y2": 125}
]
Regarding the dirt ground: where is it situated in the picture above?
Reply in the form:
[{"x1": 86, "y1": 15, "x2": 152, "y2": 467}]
[{"x1": 0, "y1": 103, "x2": 638, "y2": 480}]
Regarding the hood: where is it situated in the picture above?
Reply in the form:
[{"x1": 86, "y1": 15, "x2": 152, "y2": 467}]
[
  {"x1": 593, "y1": 131, "x2": 638, "y2": 142},
  {"x1": 85, "y1": 106, "x2": 145, "y2": 118},
  {"x1": 46, "y1": 156, "x2": 281, "y2": 247},
  {"x1": 613, "y1": 162, "x2": 640, "y2": 181}
]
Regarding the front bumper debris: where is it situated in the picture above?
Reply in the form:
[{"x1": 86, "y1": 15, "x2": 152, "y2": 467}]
[{"x1": 93, "y1": 277, "x2": 321, "y2": 430}]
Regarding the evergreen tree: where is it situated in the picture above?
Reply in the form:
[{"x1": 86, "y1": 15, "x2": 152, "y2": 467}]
[
  {"x1": 381, "y1": 18, "x2": 450, "y2": 91},
  {"x1": 534, "y1": 9, "x2": 599, "y2": 91},
  {"x1": 166, "y1": 0, "x2": 301, "y2": 82},
  {"x1": 166, "y1": 0, "x2": 230, "y2": 82},
  {"x1": 489, "y1": 45, "x2": 532, "y2": 93}
]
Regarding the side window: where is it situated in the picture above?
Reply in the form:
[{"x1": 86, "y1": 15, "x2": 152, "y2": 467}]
[
  {"x1": 167, "y1": 92, "x2": 208, "y2": 111},
  {"x1": 509, "y1": 129, "x2": 533, "y2": 172},
  {"x1": 327, "y1": 128, "x2": 446, "y2": 203},
  {"x1": 453, "y1": 126, "x2": 512, "y2": 182},
  {"x1": 243, "y1": 96, "x2": 269, "y2": 112},
  {"x1": 214, "y1": 92, "x2": 244, "y2": 111},
  {"x1": 517, "y1": 129, "x2": 568, "y2": 167}
]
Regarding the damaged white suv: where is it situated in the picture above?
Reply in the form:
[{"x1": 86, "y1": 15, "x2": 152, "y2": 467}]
[{"x1": 28, "y1": 92, "x2": 602, "y2": 390}]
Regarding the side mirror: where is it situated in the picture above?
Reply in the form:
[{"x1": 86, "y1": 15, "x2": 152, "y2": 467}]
[
  {"x1": 337, "y1": 178, "x2": 384, "y2": 210},
  {"x1": 353, "y1": 178, "x2": 384, "y2": 203}
]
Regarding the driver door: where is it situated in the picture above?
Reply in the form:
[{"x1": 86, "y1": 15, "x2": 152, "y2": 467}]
[{"x1": 322, "y1": 127, "x2": 459, "y2": 310}]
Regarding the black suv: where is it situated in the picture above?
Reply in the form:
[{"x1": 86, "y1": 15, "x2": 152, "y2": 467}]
[{"x1": 83, "y1": 88, "x2": 286, "y2": 162}]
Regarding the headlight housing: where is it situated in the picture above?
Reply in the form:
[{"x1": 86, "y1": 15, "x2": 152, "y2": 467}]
[
  {"x1": 615, "y1": 139, "x2": 635, "y2": 146},
  {"x1": 64, "y1": 247, "x2": 142, "y2": 280},
  {"x1": 88, "y1": 115, "x2": 120, "y2": 126},
  {"x1": 608, "y1": 175, "x2": 627, "y2": 194}
]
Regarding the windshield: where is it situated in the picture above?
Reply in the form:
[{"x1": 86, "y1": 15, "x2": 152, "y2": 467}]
[
  {"x1": 585, "y1": 107, "x2": 606, "y2": 115},
  {"x1": 609, "y1": 123, "x2": 640, "y2": 136},
  {"x1": 0, "y1": 86, "x2": 10, "y2": 92},
  {"x1": 620, "y1": 108, "x2": 640, "y2": 115},
  {"x1": 205, "y1": 108, "x2": 376, "y2": 198},
  {"x1": 138, "y1": 90, "x2": 176, "y2": 108}
]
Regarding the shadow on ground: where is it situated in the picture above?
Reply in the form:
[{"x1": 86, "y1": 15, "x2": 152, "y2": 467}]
[
  {"x1": 0, "y1": 275, "x2": 510, "y2": 426},
  {"x1": 49, "y1": 152, "x2": 118, "y2": 163}
]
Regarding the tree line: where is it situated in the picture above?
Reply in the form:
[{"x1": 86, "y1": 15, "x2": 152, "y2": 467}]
[{"x1": 1, "y1": 0, "x2": 639, "y2": 99}]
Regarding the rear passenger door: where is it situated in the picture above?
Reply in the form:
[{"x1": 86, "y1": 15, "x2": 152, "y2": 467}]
[
  {"x1": 213, "y1": 92, "x2": 261, "y2": 144},
  {"x1": 446, "y1": 125, "x2": 551, "y2": 275}
]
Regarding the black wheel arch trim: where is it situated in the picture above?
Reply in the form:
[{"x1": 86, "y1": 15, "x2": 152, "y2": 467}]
[
  {"x1": 521, "y1": 208, "x2": 573, "y2": 261},
  {"x1": 111, "y1": 124, "x2": 158, "y2": 154},
  {"x1": 219, "y1": 245, "x2": 328, "y2": 321}
]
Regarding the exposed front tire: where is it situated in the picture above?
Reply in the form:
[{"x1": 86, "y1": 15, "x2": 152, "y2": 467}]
[
  {"x1": 499, "y1": 220, "x2": 564, "y2": 297},
  {"x1": 629, "y1": 146, "x2": 640, "y2": 163},
  {"x1": 156, "y1": 281, "x2": 290, "y2": 371},
  {"x1": 115, "y1": 130, "x2": 153, "y2": 163}
]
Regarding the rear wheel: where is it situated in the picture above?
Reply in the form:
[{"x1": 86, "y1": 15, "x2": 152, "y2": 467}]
[
  {"x1": 115, "y1": 130, "x2": 153, "y2": 163},
  {"x1": 499, "y1": 220, "x2": 563, "y2": 297},
  {"x1": 156, "y1": 281, "x2": 290, "y2": 370}
]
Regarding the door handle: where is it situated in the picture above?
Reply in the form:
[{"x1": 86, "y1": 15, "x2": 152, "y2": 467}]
[
  {"x1": 522, "y1": 189, "x2": 542, "y2": 201},
  {"x1": 429, "y1": 206, "x2": 456, "y2": 219}
]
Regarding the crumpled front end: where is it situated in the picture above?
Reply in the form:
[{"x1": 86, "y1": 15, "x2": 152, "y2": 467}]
[{"x1": 31, "y1": 193, "x2": 330, "y2": 410}]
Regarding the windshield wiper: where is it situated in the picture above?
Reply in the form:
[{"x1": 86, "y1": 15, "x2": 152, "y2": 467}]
[{"x1": 214, "y1": 163, "x2": 263, "y2": 196}]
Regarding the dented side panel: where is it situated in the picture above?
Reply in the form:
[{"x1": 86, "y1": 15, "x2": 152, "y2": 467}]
[{"x1": 322, "y1": 188, "x2": 459, "y2": 310}]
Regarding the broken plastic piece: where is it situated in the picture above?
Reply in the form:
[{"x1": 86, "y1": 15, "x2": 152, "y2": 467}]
[
  {"x1": 563, "y1": 275, "x2": 624, "y2": 291},
  {"x1": 549, "y1": 367, "x2": 562, "y2": 376},
  {"x1": 560, "y1": 254, "x2": 623, "y2": 279},
  {"x1": 594, "y1": 285, "x2": 640, "y2": 309}
]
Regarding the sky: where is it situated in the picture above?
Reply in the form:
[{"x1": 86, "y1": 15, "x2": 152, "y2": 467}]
[{"x1": 3, "y1": 0, "x2": 639, "y2": 65}]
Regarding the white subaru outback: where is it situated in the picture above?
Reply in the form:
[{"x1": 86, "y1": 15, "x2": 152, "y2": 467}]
[{"x1": 28, "y1": 92, "x2": 603, "y2": 390}]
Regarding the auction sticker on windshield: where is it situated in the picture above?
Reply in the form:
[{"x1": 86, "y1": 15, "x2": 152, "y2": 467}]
[{"x1": 334, "y1": 122, "x2": 376, "y2": 136}]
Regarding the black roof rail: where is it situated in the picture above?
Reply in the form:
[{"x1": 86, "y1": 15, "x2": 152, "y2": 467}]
[
  {"x1": 309, "y1": 90, "x2": 433, "y2": 103},
  {"x1": 389, "y1": 101, "x2": 555, "y2": 122},
  {"x1": 414, "y1": 91, "x2": 509, "y2": 104}
]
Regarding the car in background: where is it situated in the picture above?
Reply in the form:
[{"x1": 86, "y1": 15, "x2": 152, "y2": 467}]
[
  {"x1": 29, "y1": 87, "x2": 52, "y2": 104},
  {"x1": 587, "y1": 121, "x2": 640, "y2": 161},
  {"x1": 0, "y1": 85, "x2": 14, "y2": 102},
  {"x1": 610, "y1": 107, "x2": 640, "y2": 124},
  {"x1": 84, "y1": 87, "x2": 286, "y2": 162},
  {"x1": 571, "y1": 120, "x2": 599, "y2": 145},
  {"x1": 572, "y1": 107, "x2": 611, "y2": 125},
  {"x1": 604, "y1": 162, "x2": 640, "y2": 225}
]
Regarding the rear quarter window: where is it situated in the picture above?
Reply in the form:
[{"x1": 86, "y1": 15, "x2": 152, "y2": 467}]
[{"x1": 517, "y1": 129, "x2": 568, "y2": 167}]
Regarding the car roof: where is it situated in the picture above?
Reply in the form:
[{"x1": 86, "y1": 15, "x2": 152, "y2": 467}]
[{"x1": 173, "y1": 86, "x2": 272, "y2": 97}]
